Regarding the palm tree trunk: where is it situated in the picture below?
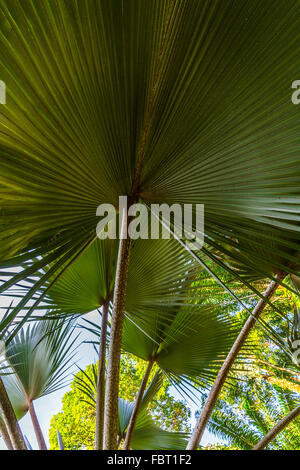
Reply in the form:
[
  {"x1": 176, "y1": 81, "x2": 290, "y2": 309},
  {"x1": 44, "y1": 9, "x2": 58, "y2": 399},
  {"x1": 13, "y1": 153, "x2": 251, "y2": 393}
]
[
  {"x1": 0, "y1": 417, "x2": 13, "y2": 450},
  {"x1": 123, "y1": 359, "x2": 154, "y2": 450},
  {"x1": 28, "y1": 400, "x2": 47, "y2": 450},
  {"x1": 95, "y1": 300, "x2": 110, "y2": 450},
  {"x1": 253, "y1": 405, "x2": 300, "y2": 450},
  {"x1": 187, "y1": 271, "x2": 286, "y2": 450},
  {"x1": 103, "y1": 211, "x2": 132, "y2": 450},
  {"x1": 0, "y1": 377, "x2": 27, "y2": 450}
]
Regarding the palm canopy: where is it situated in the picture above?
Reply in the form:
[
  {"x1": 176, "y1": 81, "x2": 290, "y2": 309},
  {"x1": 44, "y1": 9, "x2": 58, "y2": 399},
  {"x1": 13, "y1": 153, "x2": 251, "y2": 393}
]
[
  {"x1": 0, "y1": 0, "x2": 300, "y2": 313},
  {"x1": 0, "y1": 317, "x2": 77, "y2": 414}
]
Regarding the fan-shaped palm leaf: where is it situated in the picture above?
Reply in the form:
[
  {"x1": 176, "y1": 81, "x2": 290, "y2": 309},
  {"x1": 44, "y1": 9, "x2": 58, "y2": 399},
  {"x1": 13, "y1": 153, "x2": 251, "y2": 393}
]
[
  {"x1": 1, "y1": 0, "x2": 300, "y2": 263},
  {"x1": 2, "y1": 317, "x2": 78, "y2": 449},
  {"x1": 86, "y1": 305, "x2": 247, "y2": 386}
]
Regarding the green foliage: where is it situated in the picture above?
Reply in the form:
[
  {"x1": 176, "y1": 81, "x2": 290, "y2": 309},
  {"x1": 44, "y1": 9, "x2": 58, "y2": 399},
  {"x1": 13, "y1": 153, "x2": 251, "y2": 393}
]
[
  {"x1": 204, "y1": 291, "x2": 300, "y2": 450},
  {"x1": 207, "y1": 384, "x2": 300, "y2": 450},
  {"x1": 49, "y1": 354, "x2": 190, "y2": 450},
  {"x1": 1, "y1": 317, "x2": 77, "y2": 420},
  {"x1": 116, "y1": 356, "x2": 191, "y2": 433},
  {"x1": 84, "y1": 302, "x2": 245, "y2": 392}
]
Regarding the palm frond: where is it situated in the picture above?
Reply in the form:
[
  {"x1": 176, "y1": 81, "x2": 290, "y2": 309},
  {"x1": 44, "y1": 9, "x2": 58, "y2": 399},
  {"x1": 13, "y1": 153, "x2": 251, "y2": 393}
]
[
  {"x1": 3, "y1": 316, "x2": 78, "y2": 404},
  {"x1": 1, "y1": 0, "x2": 300, "y2": 331}
]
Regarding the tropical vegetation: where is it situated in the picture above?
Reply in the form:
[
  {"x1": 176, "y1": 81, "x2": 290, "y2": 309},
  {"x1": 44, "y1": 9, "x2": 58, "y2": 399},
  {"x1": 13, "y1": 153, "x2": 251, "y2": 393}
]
[{"x1": 0, "y1": 0, "x2": 300, "y2": 451}]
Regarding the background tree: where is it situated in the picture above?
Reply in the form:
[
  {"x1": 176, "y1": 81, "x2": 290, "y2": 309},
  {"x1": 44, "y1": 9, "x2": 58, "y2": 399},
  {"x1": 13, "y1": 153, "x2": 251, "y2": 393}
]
[
  {"x1": 206, "y1": 383, "x2": 300, "y2": 450},
  {"x1": 202, "y1": 290, "x2": 300, "y2": 450}
]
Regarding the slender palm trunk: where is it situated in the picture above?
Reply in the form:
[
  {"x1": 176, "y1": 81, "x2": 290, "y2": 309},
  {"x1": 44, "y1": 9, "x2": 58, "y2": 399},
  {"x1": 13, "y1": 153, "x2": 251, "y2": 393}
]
[
  {"x1": 253, "y1": 405, "x2": 300, "y2": 450},
  {"x1": 187, "y1": 272, "x2": 286, "y2": 450},
  {"x1": 102, "y1": 6, "x2": 174, "y2": 445},
  {"x1": 103, "y1": 211, "x2": 132, "y2": 449},
  {"x1": 95, "y1": 300, "x2": 110, "y2": 450},
  {"x1": 28, "y1": 400, "x2": 47, "y2": 450},
  {"x1": 0, "y1": 417, "x2": 13, "y2": 450},
  {"x1": 123, "y1": 359, "x2": 154, "y2": 450},
  {"x1": 0, "y1": 377, "x2": 27, "y2": 450}
]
